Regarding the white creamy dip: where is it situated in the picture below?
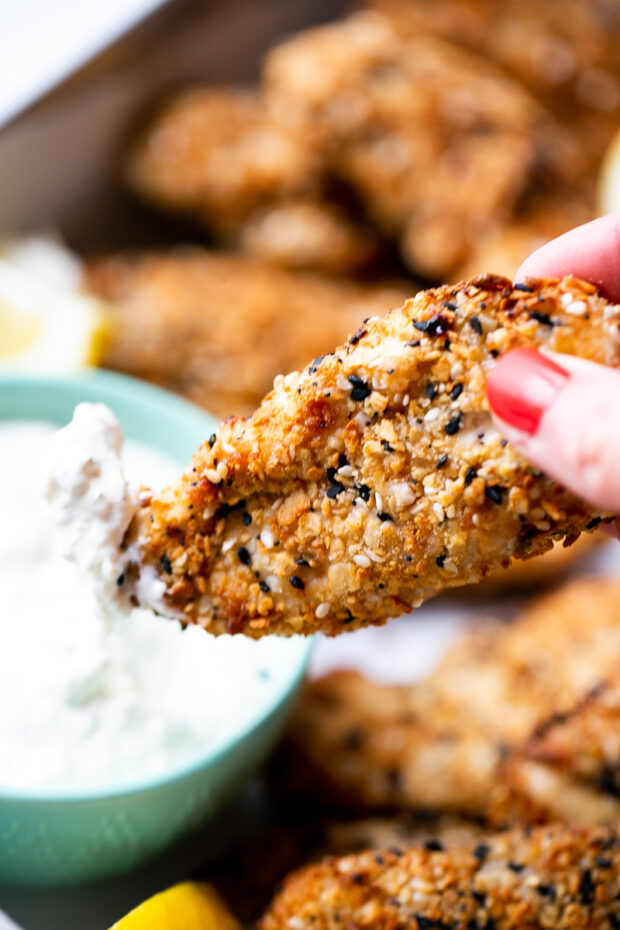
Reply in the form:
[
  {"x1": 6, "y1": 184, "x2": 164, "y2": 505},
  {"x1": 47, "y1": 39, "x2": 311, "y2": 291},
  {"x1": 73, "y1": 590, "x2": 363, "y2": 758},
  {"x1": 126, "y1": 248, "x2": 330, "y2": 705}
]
[{"x1": 0, "y1": 415, "x2": 286, "y2": 791}]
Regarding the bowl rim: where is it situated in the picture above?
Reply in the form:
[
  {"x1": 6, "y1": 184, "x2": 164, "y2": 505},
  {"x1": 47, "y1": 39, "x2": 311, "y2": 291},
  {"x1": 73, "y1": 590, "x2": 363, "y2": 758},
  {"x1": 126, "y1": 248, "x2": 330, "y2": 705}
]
[{"x1": 0, "y1": 369, "x2": 313, "y2": 803}]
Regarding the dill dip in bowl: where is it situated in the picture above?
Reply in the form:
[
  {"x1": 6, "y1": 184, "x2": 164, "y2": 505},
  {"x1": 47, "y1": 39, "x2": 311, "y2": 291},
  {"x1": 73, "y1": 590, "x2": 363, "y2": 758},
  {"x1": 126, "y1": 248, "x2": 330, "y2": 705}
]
[{"x1": 0, "y1": 371, "x2": 312, "y2": 886}]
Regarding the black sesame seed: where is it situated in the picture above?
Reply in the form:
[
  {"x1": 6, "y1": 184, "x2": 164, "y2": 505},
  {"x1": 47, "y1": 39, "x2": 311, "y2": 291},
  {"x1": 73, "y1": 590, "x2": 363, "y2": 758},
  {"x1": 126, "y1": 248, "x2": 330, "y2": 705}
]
[
  {"x1": 389, "y1": 846, "x2": 403, "y2": 857},
  {"x1": 327, "y1": 466, "x2": 338, "y2": 484},
  {"x1": 426, "y1": 382, "x2": 438, "y2": 401},
  {"x1": 289, "y1": 575, "x2": 305, "y2": 590},
  {"x1": 485, "y1": 484, "x2": 506, "y2": 505},
  {"x1": 160, "y1": 554, "x2": 172, "y2": 574},
  {"x1": 116, "y1": 573, "x2": 125, "y2": 587},
  {"x1": 208, "y1": 433, "x2": 216, "y2": 448},
  {"x1": 537, "y1": 884, "x2": 556, "y2": 899},
  {"x1": 514, "y1": 282, "x2": 534, "y2": 292},
  {"x1": 450, "y1": 382, "x2": 463, "y2": 401},
  {"x1": 442, "y1": 301, "x2": 457, "y2": 310},
  {"x1": 382, "y1": 440, "x2": 394, "y2": 452},
  {"x1": 352, "y1": 873, "x2": 365, "y2": 886},
  {"x1": 349, "y1": 327, "x2": 367, "y2": 345},
  {"x1": 464, "y1": 466, "x2": 477, "y2": 486},
  {"x1": 424, "y1": 839, "x2": 444, "y2": 852},
  {"x1": 242, "y1": 512, "x2": 252, "y2": 526},
  {"x1": 443, "y1": 338, "x2": 451, "y2": 350},
  {"x1": 445, "y1": 413, "x2": 462, "y2": 435},
  {"x1": 586, "y1": 516, "x2": 602, "y2": 530},
  {"x1": 470, "y1": 316, "x2": 483, "y2": 335},
  {"x1": 259, "y1": 580, "x2": 270, "y2": 593},
  {"x1": 508, "y1": 862, "x2": 524, "y2": 873},
  {"x1": 358, "y1": 484, "x2": 371, "y2": 502},
  {"x1": 596, "y1": 856, "x2": 613, "y2": 869},
  {"x1": 406, "y1": 339, "x2": 421, "y2": 347},
  {"x1": 436, "y1": 554, "x2": 446, "y2": 568},
  {"x1": 529, "y1": 310, "x2": 554, "y2": 326},
  {"x1": 473, "y1": 843, "x2": 490, "y2": 862},
  {"x1": 437, "y1": 454, "x2": 448, "y2": 469},
  {"x1": 348, "y1": 374, "x2": 371, "y2": 401},
  {"x1": 579, "y1": 869, "x2": 595, "y2": 905},
  {"x1": 296, "y1": 556, "x2": 310, "y2": 566},
  {"x1": 375, "y1": 854, "x2": 385, "y2": 865},
  {"x1": 413, "y1": 313, "x2": 450, "y2": 336},
  {"x1": 339, "y1": 453, "x2": 348, "y2": 467},
  {"x1": 378, "y1": 512, "x2": 393, "y2": 522},
  {"x1": 237, "y1": 546, "x2": 251, "y2": 566},
  {"x1": 327, "y1": 484, "x2": 345, "y2": 498}
]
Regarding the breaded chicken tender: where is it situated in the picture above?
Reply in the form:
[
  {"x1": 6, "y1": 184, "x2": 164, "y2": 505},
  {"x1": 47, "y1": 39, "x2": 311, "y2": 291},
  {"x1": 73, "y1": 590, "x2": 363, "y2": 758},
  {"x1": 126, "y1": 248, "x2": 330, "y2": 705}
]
[
  {"x1": 278, "y1": 580, "x2": 620, "y2": 816},
  {"x1": 210, "y1": 813, "x2": 484, "y2": 926},
  {"x1": 86, "y1": 248, "x2": 408, "y2": 418},
  {"x1": 370, "y1": 0, "x2": 620, "y2": 166},
  {"x1": 275, "y1": 670, "x2": 498, "y2": 817},
  {"x1": 262, "y1": 823, "x2": 620, "y2": 930},
  {"x1": 125, "y1": 87, "x2": 379, "y2": 275},
  {"x1": 492, "y1": 672, "x2": 620, "y2": 829},
  {"x1": 264, "y1": 13, "x2": 583, "y2": 279},
  {"x1": 123, "y1": 276, "x2": 618, "y2": 637}
]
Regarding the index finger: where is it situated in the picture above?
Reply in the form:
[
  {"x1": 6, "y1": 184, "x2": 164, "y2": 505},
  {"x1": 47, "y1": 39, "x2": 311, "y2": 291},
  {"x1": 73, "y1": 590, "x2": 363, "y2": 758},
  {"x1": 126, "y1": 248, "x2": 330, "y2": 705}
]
[{"x1": 516, "y1": 212, "x2": 620, "y2": 302}]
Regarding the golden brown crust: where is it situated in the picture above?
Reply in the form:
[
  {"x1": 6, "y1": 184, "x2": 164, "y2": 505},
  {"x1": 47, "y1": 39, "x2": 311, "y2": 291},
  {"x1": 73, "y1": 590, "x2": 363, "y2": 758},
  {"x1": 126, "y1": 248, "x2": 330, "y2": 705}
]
[
  {"x1": 264, "y1": 13, "x2": 584, "y2": 279},
  {"x1": 491, "y1": 672, "x2": 620, "y2": 829},
  {"x1": 87, "y1": 248, "x2": 408, "y2": 418},
  {"x1": 277, "y1": 580, "x2": 620, "y2": 815},
  {"x1": 261, "y1": 823, "x2": 620, "y2": 929},
  {"x1": 124, "y1": 276, "x2": 619, "y2": 637}
]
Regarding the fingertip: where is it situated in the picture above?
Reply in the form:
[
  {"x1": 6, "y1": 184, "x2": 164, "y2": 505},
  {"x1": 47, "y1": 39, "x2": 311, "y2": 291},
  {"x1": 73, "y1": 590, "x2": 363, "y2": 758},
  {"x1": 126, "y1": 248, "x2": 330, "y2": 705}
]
[{"x1": 516, "y1": 213, "x2": 620, "y2": 302}]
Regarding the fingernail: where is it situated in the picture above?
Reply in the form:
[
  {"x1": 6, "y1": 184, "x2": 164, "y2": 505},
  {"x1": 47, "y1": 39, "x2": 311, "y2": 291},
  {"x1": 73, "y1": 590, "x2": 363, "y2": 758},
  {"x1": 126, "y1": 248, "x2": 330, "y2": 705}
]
[{"x1": 486, "y1": 348, "x2": 569, "y2": 434}]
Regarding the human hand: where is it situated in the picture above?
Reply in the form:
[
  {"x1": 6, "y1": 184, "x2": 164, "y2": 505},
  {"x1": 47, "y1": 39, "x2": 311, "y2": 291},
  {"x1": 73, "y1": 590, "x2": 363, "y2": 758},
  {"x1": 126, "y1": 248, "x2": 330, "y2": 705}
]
[{"x1": 486, "y1": 213, "x2": 620, "y2": 530}]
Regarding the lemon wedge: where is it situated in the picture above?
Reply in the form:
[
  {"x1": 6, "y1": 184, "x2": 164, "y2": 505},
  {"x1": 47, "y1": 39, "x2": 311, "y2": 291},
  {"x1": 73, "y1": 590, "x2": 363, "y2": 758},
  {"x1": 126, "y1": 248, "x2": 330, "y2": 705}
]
[
  {"x1": 598, "y1": 128, "x2": 620, "y2": 215},
  {"x1": 110, "y1": 881, "x2": 242, "y2": 930},
  {"x1": 0, "y1": 237, "x2": 109, "y2": 373}
]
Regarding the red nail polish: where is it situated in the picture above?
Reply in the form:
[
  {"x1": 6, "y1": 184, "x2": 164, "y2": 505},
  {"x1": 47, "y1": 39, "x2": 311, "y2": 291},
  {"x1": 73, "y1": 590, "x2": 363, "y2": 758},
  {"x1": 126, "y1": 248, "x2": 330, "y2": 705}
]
[{"x1": 486, "y1": 348, "x2": 569, "y2": 434}]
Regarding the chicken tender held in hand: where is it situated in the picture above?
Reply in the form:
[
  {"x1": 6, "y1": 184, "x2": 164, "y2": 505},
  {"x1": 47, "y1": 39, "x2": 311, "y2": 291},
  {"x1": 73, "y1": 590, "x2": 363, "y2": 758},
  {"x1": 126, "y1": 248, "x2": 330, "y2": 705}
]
[
  {"x1": 122, "y1": 276, "x2": 619, "y2": 636},
  {"x1": 262, "y1": 823, "x2": 620, "y2": 930}
]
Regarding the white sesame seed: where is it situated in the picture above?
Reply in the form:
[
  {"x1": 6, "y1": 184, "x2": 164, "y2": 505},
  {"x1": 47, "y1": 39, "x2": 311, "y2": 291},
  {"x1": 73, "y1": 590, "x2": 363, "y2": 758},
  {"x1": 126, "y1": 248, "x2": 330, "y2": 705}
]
[
  {"x1": 536, "y1": 520, "x2": 551, "y2": 531},
  {"x1": 273, "y1": 374, "x2": 285, "y2": 390},
  {"x1": 450, "y1": 362, "x2": 464, "y2": 379},
  {"x1": 560, "y1": 292, "x2": 573, "y2": 307},
  {"x1": 366, "y1": 549, "x2": 384, "y2": 563},
  {"x1": 205, "y1": 468, "x2": 220, "y2": 483},
  {"x1": 222, "y1": 539, "x2": 235, "y2": 553},
  {"x1": 338, "y1": 377, "x2": 353, "y2": 391},
  {"x1": 353, "y1": 553, "x2": 371, "y2": 568},
  {"x1": 472, "y1": 513, "x2": 480, "y2": 527},
  {"x1": 393, "y1": 393, "x2": 402, "y2": 405},
  {"x1": 424, "y1": 408, "x2": 441, "y2": 423},
  {"x1": 222, "y1": 441, "x2": 235, "y2": 454},
  {"x1": 443, "y1": 558, "x2": 458, "y2": 574},
  {"x1": 217, "y1": 462, "x2": 228, "y2": 480},
  {"x1": 565, "y1": 300, "x2": 587, "y2": 316},
  {"x1": 315, "y1": 602, "x2": 331, "y2": 619},
  {"x1": 266, "y1": 574, "x2": 282, "y2": 593},
  {"x1": 433, "y1": 502, "x2": 445, "y2": 521},
  {"x1": 402, "y1": 394, "x2": 410, "y2": 407},
  {"x1": 375, "y1": 491, "x2": 383, "y2": 511},
  {"x1": 260, "y1": 528, "x2": 275, "y2": 548},
  {"x1": 337, "y1": 465, "x2": 355, "y2": 478}
]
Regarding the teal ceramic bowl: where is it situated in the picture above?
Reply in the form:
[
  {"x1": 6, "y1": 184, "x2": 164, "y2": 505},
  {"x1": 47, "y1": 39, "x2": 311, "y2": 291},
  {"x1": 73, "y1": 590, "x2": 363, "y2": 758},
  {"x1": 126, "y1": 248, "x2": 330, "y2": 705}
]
[{"x1": 0, "y1": 371, "x2": 312, "y2": 886}]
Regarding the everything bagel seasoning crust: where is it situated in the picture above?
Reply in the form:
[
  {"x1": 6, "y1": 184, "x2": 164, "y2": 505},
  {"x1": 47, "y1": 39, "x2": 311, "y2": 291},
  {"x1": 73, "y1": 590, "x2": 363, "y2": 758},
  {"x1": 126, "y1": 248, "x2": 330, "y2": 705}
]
[{"x1": 122, "y1": 275, "x2": 620, "y2": 636}]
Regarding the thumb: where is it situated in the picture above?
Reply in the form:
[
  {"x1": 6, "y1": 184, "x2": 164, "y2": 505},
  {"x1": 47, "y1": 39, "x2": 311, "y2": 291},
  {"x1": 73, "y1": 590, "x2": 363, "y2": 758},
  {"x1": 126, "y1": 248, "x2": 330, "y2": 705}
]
[{"x1": 486, "y1": 348, "x2": 620, "y2": 514}]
